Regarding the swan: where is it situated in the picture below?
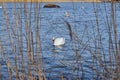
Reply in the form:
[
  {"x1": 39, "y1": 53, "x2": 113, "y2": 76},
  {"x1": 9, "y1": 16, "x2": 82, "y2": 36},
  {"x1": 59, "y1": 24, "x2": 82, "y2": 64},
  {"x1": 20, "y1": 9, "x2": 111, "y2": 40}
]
[
  {"x1": 52, "y1": 37, "x2": 65, "y2": 46},
  {"x1": 65, "y1": 11, "x2": 70, "y2": 17}
]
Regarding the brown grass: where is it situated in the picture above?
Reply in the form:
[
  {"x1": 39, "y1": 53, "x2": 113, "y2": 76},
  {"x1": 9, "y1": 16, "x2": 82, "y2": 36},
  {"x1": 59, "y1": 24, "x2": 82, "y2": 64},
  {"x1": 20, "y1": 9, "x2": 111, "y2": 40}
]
[
  {"x1": 0, "y1": 0, "x2": 101, "y2": 2},
  {"x1": 0, "y1": 1, "x2": 120, "y2": 80}
]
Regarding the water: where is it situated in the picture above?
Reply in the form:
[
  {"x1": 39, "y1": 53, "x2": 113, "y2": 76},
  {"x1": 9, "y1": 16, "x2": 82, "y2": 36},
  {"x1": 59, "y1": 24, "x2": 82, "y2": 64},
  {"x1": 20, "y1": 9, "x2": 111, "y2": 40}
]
[{"x1": 0, "y1": 2, "x2": 120, "y2": 80}]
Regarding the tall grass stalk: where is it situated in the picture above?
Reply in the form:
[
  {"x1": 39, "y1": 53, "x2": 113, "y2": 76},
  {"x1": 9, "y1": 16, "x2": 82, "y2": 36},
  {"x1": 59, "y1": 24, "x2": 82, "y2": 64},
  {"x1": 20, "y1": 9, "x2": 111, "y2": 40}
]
[
  {"x1": 1, "y1": 1, "x2": 120, "y2": 80},
  {"x1": 1, "y1": 2, "x2": 45, "y2": 80}
]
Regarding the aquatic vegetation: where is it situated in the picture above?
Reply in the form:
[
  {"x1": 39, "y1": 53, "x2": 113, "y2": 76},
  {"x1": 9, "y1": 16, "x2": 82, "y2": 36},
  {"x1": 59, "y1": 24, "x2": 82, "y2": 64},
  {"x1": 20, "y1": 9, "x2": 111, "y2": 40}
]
[{"x1": 0, "y1": 1, "x2": 120, "y2": 80}]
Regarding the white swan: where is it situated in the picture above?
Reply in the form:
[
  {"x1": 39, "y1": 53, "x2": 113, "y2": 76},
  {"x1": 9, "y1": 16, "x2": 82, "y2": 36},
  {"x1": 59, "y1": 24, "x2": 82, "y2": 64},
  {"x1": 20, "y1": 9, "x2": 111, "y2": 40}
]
[
  {"x1": 52, "y1": 37, "x2": 65, "y2": 46},
  {"x1": 65, "y1": 11, "x2": 70, "y2": 17}
]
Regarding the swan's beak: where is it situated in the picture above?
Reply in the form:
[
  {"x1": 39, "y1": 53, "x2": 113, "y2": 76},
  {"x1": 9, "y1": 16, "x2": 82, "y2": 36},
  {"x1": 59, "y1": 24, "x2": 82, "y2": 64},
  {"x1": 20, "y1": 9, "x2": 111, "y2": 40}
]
[
  {"x1": 52, "y1": 39, "x2": 54, "y2": 42},
  {"x1": 52, "y1": 37, "x2": 55, "y2": 42}
]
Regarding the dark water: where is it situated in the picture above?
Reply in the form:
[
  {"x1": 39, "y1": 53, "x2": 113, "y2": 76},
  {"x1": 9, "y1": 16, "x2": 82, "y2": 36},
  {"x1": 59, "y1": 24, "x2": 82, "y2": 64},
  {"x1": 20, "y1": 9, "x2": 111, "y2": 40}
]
[{"x1": 0, "y1": 2, "x2": 120, "y2": 80}]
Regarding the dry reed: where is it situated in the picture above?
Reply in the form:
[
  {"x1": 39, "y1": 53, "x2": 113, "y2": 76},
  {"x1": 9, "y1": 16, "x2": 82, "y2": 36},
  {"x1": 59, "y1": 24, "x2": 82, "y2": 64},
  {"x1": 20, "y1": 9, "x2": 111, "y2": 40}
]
[{"x1": 0, "y1": 1, "x2": 120, "y2": 80}]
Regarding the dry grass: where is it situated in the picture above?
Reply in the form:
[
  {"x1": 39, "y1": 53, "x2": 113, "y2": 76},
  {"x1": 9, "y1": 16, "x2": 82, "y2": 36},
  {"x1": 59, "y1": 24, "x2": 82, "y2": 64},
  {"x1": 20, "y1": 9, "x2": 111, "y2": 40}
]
[
  {"x1": 0, "y1": 1, "x2": 120, "y2": 80},
  {"x1": 0, "y1": 0, "x2": 101, "y2": 2},
  {"x1": 1, "y1": 2, "x2": 46, "y2": 80}
]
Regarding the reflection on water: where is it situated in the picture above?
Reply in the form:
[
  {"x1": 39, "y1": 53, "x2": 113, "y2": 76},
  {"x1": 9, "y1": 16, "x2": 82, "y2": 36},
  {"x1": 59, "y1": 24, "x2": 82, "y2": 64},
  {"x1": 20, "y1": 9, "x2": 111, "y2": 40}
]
[{"x1": 52, "y1": 45, "x2": 65, "y2": 53}]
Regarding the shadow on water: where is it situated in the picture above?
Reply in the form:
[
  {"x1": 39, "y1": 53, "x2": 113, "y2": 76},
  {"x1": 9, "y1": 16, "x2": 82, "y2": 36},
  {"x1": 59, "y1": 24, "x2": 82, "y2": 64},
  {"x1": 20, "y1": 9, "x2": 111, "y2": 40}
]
[{"x1": 52, "y1": 45, "x2": 65, "y2": 53}]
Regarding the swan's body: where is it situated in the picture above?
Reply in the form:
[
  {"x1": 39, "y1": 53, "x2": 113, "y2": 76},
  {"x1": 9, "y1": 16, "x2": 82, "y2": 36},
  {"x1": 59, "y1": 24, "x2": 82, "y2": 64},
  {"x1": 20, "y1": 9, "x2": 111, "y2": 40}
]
[{"x1": 53, "y1": 37, "x2": 65, "y2": 46}]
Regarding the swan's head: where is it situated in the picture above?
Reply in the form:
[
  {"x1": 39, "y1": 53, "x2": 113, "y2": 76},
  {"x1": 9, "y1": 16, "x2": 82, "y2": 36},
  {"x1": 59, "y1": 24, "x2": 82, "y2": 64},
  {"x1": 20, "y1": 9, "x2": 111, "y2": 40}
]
[{"x1": 52, "y1": 37, "x2": 55, "y2": 42}]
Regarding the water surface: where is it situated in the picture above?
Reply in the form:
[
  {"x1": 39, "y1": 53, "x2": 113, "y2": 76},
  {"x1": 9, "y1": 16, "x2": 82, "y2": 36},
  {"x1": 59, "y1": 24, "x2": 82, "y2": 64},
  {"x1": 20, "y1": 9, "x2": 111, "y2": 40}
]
[{"x1": 0, "y1": 2, "x2": 120, "y2": 80}]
